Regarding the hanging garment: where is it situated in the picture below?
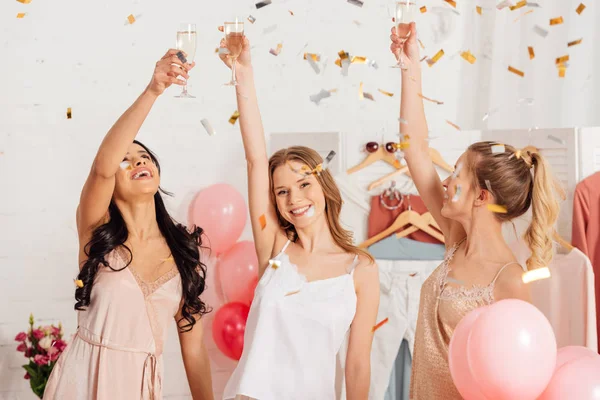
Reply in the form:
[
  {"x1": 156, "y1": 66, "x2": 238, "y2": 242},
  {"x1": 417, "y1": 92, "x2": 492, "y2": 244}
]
[
  {"x1": 367, "y1": 236, "x2": 446, "y2": 261},
  {"x1": 383, "y1": 338, "x2": 411, "y2": 400}
]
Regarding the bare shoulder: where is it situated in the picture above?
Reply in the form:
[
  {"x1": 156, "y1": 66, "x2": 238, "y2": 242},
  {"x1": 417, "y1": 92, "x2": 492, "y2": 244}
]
[
  {"x1": 352, "y1": 254, "x2": 379, "y2": 290},
  {"x1": 493, "y1": 262, "x2": 531, "y2": 303}
]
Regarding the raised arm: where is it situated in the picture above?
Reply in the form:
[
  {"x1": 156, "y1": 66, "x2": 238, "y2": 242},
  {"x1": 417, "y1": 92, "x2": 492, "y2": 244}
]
[
  {"x1": 391, "y1": 23, "x2": 464, "y2": 243},
  {"x1": 76, "y1": 50, "x2": 192, "y2": 262},
  {"x1": 219, "y1": 38, "x2": 280, "y2": 272}
]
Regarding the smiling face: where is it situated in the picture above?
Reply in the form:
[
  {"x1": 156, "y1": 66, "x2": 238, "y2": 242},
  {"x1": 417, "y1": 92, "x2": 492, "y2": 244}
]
[
  {"x1": 113, "y1": 142, "x2": 160, "y2": 201},
  {"x1": 272, "y1": 160, "x2": 326, "y2": 230}
]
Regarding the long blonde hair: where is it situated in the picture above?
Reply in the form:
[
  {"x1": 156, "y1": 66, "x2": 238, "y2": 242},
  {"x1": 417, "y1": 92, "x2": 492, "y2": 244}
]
[
  {"x1": 466, "y1": 142, "x2": 564, "y2": 270},
  {"x1": 268, "y1": 146, "x2": 374, "y2": 263}
]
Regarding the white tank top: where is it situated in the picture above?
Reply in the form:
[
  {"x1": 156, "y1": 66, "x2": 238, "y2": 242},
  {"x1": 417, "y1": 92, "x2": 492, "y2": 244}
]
[{"x1": 223, "y1": 240, "x2": 359, "y2": 400}]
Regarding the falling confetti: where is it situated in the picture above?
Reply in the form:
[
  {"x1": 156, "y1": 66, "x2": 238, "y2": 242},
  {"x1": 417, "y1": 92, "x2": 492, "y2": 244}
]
[
  {"x1": 218, "y1": 47, "x2": 230, "y2": 55},
  {"x1": 460, "y1": 50, "x2": 476, "y2": 64},
  {"x1": 555, "y1": 55, "x2": 569, "y2": 65},
  {"x1": 358, "y1": 82, "x2": 364, "y2": 100},
  {"x1": 285, "y1": 290, "x2": 301, "y2": 296},
  {"x1": 549, "y1": 16, "x2": 564, "y2": 25},
  {"x1": 446, "y1": 120, "x2": 461, "y2": 130},
  {"x1": 288, "y1": 10, "x2": 294, "y2": 15},
  {"x1": 508, "y1": 66, "x2": 525, "y2": 77},
  {"x1": 127, "y1": 14, "x2": 136, "y2": 24},
  {"x1": 339, "y1": 50, "x2": 350, "y2": 76},
  {"x1": 557, "y1": 63, "x2": 567, "y2": 78},
  {"x1": 16, "y1": 13, "x2": 26, "y2": 18},
  {"x1": 576, "y1": 3, "x2": 586, "y2": 14},
  {"x1": 119, "y1": 161, "x2": 133, "y2": 170},
  {"x1": 427, "y1": 49, "x2": 445, "y2": 67},
  {"x1": 418, "y1": 39, "x2": 425, "y2": 50},
  {"x1": 363, "y1": 93, "x2": 375, "y2": 101},
  {"x1": 420, "y1": 6, "x2": 427, "y2": 13},
  {"x1": 487, "y1": 204, "x2": 508, "y2": 213},
  {"x1": 418, "y1": 93, "x2": 444, "y2": 105},
  {"x1": 259, "y1": 214, "x2": 267, "y2": 230},
  {"x1": 548, "y1": 135, "x2": 566, "y2": 145},
  {"x1": 17, "y1": 0, "x2": 32, "y2": 3},
  {"x1": 444, "y1": 0, "x2": 457, "y2": 7},
  {"x1": 351, "y1": 56, "x2": 367, "y2": 64},
  {"x1": 509, "y1": 0, "x2": 527, "y2": 10},
  {"x1": 496, "y1": 0, "x2": 513, "y2": 10},
  {"x1": 348, "y1": 0, "x2": 364, "y2": 7},
  {"x1": 533, "y1": 25, "x2": 549, "y2": 38},
  {"x1": 304, "y1": 53, "x2": 321, "y2": 61},
  {"x1": 66, "y1": 107, "x2": 72, "y2": 119},
  {"x1": 491, "y1": 144, "x2": 506, "y2": 154},
  {"x1": 74, "y1": 279, "x2": 84, "y2": 288},
  {"x1": 248, "y1": 15, "x2": 256, "y2": 24},
  {"x1": 176, "y1": 51, "x2": 187, "y2": 64},
  {"x1": 527, "y1": 2, "x2": 541, "y2": 7},
  {"x1": 255, "y1": 0, "x2": 271, "y2": 9},
  {"x1": 568, "y1": 38, "x2": 583, "y2": 47},
  {"x1": 269, "y1": 43, "x2": 283, "y2": 56},
  {"x1": 528, "y1": 46, "x2": 535, "y2": 59},
  {"x1": 201, "y1": 119, "x2": 216, "y2": 136},
  {"x1": 307, "y1": 57, "x2": 320, "y2": 74},
  {"x1": 452, "y1": 185, "x2": 462, "y2": 202},
  {"x1": 485, "y1": 179, "x2": 493, "y2": 193},
  {"x1": 269, "y1": 259, "x2": 281, "y2": 269},
  {"x1": 476, "y1": 6, "x2": 482, "y2": 14},
  {"x1": 514, "y1": 9, "x2": 534, "y2": 22},
  {"x1": 451, "y1": 163, "x2": 463, "y2": 179},
  {"x1": 372, "y1": 317, "x2": 389, "y2": 332},
  {"x1": 228, "y1": 110, "x2": 240, "y2": 125},
  {"x1": 310, "y1": 89, "x2": 333, "y2": 105},
  {"x1": 378, "y1": 89, "x2": 394, "y2": 97},
  {"x1": 522, "y1": 267, "x2": 551, "y2": 283}
]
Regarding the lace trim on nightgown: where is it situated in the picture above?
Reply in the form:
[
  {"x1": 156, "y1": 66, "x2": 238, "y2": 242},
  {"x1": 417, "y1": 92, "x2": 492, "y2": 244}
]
[{"x1": 436, "y1": 238, "x2": 495, "y2": 304}]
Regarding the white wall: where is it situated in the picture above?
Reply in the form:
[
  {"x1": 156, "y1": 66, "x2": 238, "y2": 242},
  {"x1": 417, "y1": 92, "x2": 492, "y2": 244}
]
[{"x1": 1, "y1": 0, "x2": 599, "y2": 398}]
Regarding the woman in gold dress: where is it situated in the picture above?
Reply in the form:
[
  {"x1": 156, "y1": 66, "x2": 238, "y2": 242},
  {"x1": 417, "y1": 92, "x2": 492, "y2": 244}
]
[{"x1": 390, "y1": 22, "x2": 564, "y2": 399}]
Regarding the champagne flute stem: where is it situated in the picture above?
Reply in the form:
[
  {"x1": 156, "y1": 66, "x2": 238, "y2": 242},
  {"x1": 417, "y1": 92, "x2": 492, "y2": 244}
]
[{"x1": 231, "y1": 58, "x2": 237, "y2": 85}]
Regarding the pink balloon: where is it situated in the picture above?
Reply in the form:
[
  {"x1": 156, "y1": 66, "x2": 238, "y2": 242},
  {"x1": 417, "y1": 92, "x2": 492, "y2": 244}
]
[
  {"x1": 449, "y1": 306, "x2": 489, "y2": 400},
  {"x1": 554, "y1": 346, "x2": 598, "y2": 371},
  {"x1": 538, "y1": 354, "x2": 600, "y2": 400},
  {"x1": 189, "y1": 184, "x2": 247, "y2": 254},
  {"x1": 212, "y1": 302, "x2": 250, "y2": 361},
  {"x1": 467, "y1": 299, "x2": 556, "y2": 400},
  {"x1": 218, "y1": 241, "x2": 259, "y2": 305}
]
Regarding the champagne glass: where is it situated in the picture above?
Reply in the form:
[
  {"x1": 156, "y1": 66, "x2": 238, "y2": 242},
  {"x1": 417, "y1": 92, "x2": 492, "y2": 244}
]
[
  {"x1": 175, "y1": 23, "x2": 197, "y2": 98},
  {"x1": 224, "y1": 19, "x2": 244, "y2": 86},
  {"x1": 392, "y1": 1, "x2": 416, "y2": 69}
]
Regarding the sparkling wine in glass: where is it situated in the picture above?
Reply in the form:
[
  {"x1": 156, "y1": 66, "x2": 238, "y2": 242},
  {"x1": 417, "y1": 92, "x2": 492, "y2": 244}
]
[
  {"x1": 175, "y1": 23, "x2": 197, "y2": 98},
  {"x1": 392, "y1": 1, "x2": 416, "y2": 69},
  {"x1": 224, "y1": 20, "x2": 244, "y2": 86}
]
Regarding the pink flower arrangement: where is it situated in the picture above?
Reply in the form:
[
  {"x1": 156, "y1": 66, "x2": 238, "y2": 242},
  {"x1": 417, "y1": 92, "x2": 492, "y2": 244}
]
[{"x1": 15, "y1": 314, "x2": 67, "y2": 399}]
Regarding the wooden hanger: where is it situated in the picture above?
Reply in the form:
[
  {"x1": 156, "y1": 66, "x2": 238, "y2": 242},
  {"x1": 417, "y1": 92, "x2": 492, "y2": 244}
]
[
  {"x1": 395, "y1": 212, "x2": 443, "y2": 240},
  {"x1": 368, "y1": 147, "x2": 453, "y2": 191},
  {"x1": 359, "y1": 209, "x2": 445, "y2": 248},
  {"x1": 347, "y1": 146, "x2": 403, "y2": 174}
]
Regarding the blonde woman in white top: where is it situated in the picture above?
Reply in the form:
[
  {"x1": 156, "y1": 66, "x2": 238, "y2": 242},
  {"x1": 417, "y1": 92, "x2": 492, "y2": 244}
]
[{"x1": 218, "y1": 37, "x2": 380, "y2": 400}]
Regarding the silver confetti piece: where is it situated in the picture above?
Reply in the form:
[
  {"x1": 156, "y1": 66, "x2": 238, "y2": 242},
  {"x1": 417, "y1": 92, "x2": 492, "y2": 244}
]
[
  {"x1": 452, "y1": 184, "x2": 462, "y2": 202},
  {"x1": 119, "y1": 161, "x2": 132, "y2": 170},
  {"x1": 218, "y1": 47, "x2": 230, "y2": 55},
  {"x1": 485, "y1": 179, "x2": 493, "y2": 193},
  {"x1": 348, "y1": 0, "x2": 364, "y2": 7},
  {"x1": 341, "y1": 58, "x2": 350, "y2": 76},
  {"x1": 248, "y1": 15, "x2": 256, "y2": 24},
  {"x1": 255, "y1": 0, "x2": 272, "y2": 9},
  {"x1": 201, "y1": 119, "x2": 216, "y2": 136},
  {"x1": 321, "y1": 151, "x2": 336, "y2": 171},
  {"x1": 307, "y1": 56, "x2": 320, "y2": 74},
  {"x1": 547, "y1": 135, "x2": 566, "y2": 145},
  {"x1": 309, "y1": 89, "x2": 332, "y2": 105},
  {"x1": 491, "y1": 144, "x2": 505, "y2": 154},
  {"x1": 363, "y1": 92, "x2": 375, "y2": 101},
  {"x1": 496, "y1": 0, "x2": 514, "y2": 10},
  {"x1": 533, "y1": 25, "x2": 548, "y2": 38},
  {"x1": 451, "y1": 163, "x2": 463, "y2": 179},
  {"x1": 399, "y1": 117, "x2": 408, "y2": 125},
  {"x1": 526, "y1": 2, "x2": 541, "y2": 7},
  {"x1": 517, "y1": 98, "x2": 535, "y2": 106}
]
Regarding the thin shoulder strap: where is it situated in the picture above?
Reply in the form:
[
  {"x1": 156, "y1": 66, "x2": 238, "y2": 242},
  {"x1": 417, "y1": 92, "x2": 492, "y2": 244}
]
[
  {"x1": 490, "y1": 262, "x2": 521, "y2": 285},
  {"x1": 347, "y1": 254, "x2": 360, "y2": 275},
  {"x1": 275, "y1": 240, "x2": 292, "y2": 258}
]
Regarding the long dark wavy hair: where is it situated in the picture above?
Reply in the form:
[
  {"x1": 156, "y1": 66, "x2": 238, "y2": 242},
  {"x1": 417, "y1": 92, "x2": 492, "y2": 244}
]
[{"x1": 74, "y1": 140, "x2": 209, "y2": 332}]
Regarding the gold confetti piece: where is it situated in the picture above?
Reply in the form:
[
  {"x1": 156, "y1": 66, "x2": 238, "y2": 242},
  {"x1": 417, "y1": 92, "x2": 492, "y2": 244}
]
[
  {"x1": 334, "y1": 59, "x2": 342, "y2": 68},
  {"x1": 214, "y1": 48, "x2": 219, "y2": 53},
  {"x1": 508, "y1": 66, "x2": 525, "y2": 77},
  {"x1": 514, "y1": 9, "x2": 534, "y2": 22},
  {"x1": 568, "y1": 38, "x2": 583, "y2": 47},
  {"x1": 17, "y1": 0, "x2": 32, "y2": 3},
  {"x1": 418, "y1": 39, "x2": 425, "y2": 49},
  {"x1": 74, "y1": 279, "x2": 84, "y2": 288},
  {"x1": 285, "y1": 290, "x2": 301, "y2": 296},
  {"x1": 460, "y1": 50, "x2": 476, "y2": 64},
  {"x1": 338, "y1": 50, "x2": 349, "y2": 61},
  {"x1": 66, "y1": 107, "x2": 72, "y2": 119},
  {"x1": 16, "y1": 12, "x2": 26, "y2": 18},
  {"x1": 427, "y1": 49, "x2": 445, "y2": 67},
  {"x1": 576, "y1": 3, "x2": 586, "y2": 14},
  {"x1": 557, "y1": 63, "x2": 567, "y2": 78},
  {"x1": 555, "y1": 55, "x2": 569, "y2": 65},
  {"x1": 378, "y1": 89, "x2": 394, "y2": 97},
  {"x1": 127, "y1": 14, "x2": 136, "y2": 24},
  {"x1": 393, "y1": 159, "x2": 401, "y2": 169},
  {"x1": 351, "y1": 56, "x2": 367, "y2": 64},
  {"x1": 487, "y1": 204, "x2": 508, "y2": 213},
  {"x1": 372, "y1": 317, "x2": 389, "y2": 332},
  {"x1": 268, "y1": 259, "x2": 281, "y2": 269},
  {"x1": 358, "y1": 82, "x2": 364, "y2": 99},
  {"x1": 550, "y1": 16, "x2": 564, "y2": 25},
  {"x1": 228, "y1": 110, "x2": 240, "y2": 125},
  {"x1": 304, "y1": 53, "x2": 321, "y2": 62},
  {"x1": 248, "y1": 15, "x2": 256, "y2": 24},
  {"x1": 420, "y1": 6, "x2": 427, "y2": 13},
  {"x1": 509, "y1": 0, "x2": 527, "y2": 10},
  {"x1": 269, "y1": 43, "x2": 283, "y2": 56},
  {"x1": 288, "y1": 10, "x2": 294, "y2": 15},
  {"x1": 418, "y1": 93, "x2": 444, "y2": 105},
  {"x1": 444, "y1": 0, "x2": 456, "y2": 7},
  {"x1": 522, "y1": 267, "x2": 551, "y2": 283},
  {"x1": 259, "y1": 214, "x2": 267, "y2": 230},
  {"x1": 528, "y1": 46, "x2": 535, "y2": 59},
  {"x1": 476, "y1": 6, "x2": 482, "y2": 15},
  {"x1": 445, "y1": 120, "x2": 460, "y2": 130}
]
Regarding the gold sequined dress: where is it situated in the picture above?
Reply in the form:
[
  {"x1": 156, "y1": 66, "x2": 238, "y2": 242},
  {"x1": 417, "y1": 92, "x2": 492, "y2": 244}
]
[{"x1": 410, "y1": 238, "x2": 513, "y2": 399}]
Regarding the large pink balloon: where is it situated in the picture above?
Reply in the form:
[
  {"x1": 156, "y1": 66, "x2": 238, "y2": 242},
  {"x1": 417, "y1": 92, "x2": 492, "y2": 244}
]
[
  {"x1": 449, "y1": 306, "x2": 489, "y2": 400},
  {"x1": 218, "y1": 241, "x2": 259, "y2": 305},
  {"x1": 212, "y1": 302, "x2": 250, "y2": 361},
  {"x1": 189, "y1": 184, "x2": 247, "y2": 254},
  {"x1": 554, "y1": 345, "x2": 598, "y2": 371},
  {"x1": 467, "y1": 299, "x2": 556, "y2": 400},
  {"x1": 538, "y1": 353, "x2": 600, "y2": 399}
]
